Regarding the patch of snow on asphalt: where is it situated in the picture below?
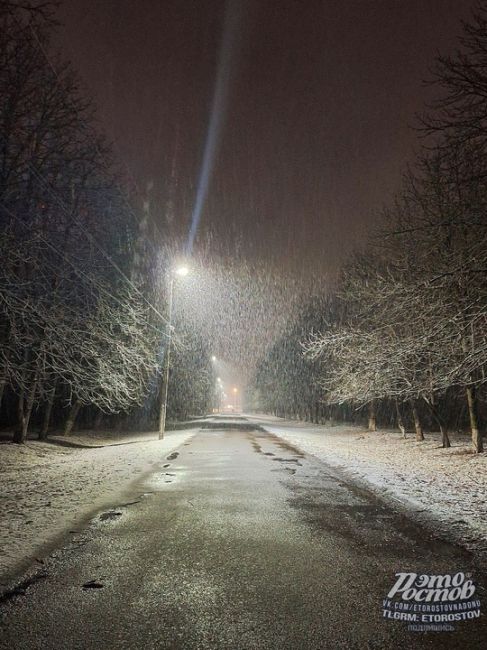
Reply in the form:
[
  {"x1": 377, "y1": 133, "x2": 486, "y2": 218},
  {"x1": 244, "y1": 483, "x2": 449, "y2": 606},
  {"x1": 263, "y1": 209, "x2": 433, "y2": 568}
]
[
  {"x1": 0, "y1": 430, "x2": 196, "y2": 585},
  {"x1": 256, "y1": 415, "x2": 487, "y2": 553}
]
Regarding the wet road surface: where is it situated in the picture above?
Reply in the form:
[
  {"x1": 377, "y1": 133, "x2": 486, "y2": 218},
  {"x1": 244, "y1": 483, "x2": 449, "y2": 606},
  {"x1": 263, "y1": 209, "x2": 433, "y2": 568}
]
[{"x1": 0, "y1": 419, "x2": 485, "y2": 649}]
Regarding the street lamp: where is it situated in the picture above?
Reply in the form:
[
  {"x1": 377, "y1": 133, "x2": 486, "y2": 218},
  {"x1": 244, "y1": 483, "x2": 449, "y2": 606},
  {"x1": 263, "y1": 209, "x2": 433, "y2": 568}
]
[
  {"x1": 159, "y1": 263, "x2": 189, "y2": 439},
  {"x1": 176, "y1": 265, "x2": 189, "y2": 277}
]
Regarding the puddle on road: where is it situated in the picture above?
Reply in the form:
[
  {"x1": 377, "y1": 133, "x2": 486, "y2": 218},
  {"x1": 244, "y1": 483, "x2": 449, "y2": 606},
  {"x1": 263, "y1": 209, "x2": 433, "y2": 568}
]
[
  {"x1": 246, "y1": 429, "x2": 306, "y2": 461},
  {"x1": 99, "y1": 511, "x2": 122, "y2": 522},
  {"x1": 272, "y1": 457, "x2": 301, "y2": 464},
  {"x1": 286, "y1": 474, "x2": 477, "y2": 565},
  {"x1": 243, "y1": 428, "x2": 476, "y2": 566},
  {"x1": 143, "y1": 465, "x2": 187, "y2": 491}
]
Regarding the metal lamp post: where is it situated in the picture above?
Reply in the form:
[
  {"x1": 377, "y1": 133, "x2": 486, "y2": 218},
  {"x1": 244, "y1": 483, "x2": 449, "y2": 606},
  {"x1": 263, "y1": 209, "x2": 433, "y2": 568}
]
[{"x1": 159, "y1": 264, "x2": 188, "y2": 439}]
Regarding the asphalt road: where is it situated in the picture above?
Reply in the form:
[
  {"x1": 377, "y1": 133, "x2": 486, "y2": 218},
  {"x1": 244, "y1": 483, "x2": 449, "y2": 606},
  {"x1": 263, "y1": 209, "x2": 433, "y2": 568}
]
[{"x1": 0, "y1": 419, "x2": 485, "y2": 649}]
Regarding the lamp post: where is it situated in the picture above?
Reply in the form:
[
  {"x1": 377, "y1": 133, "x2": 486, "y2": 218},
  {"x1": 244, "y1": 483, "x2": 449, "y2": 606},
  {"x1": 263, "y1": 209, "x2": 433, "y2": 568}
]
[{"x1": 159, "y1": 264, "x2": 189, "y2": 439}]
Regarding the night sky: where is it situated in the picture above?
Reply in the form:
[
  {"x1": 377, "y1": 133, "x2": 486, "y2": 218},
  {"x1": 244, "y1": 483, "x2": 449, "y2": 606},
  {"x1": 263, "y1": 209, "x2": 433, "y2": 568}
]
[
  {"x1": 57, "y1": 0, "x2": 476, "y2": 273},
  {"x1": 55, "y1": 0, "x2": 476, "y2": 383}
]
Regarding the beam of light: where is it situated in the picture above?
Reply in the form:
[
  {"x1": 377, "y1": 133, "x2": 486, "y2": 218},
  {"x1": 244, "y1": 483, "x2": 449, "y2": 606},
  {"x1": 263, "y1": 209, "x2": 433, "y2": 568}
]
[{"x1": 186, "y1": 0, "x2": 241, "y2": 254}]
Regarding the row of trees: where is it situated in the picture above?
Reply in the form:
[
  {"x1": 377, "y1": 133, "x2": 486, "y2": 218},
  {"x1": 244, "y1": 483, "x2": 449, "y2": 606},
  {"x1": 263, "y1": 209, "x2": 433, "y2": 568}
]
[
  {"x1": 251, "y1": 2, "x2": 487, "y2": 453},
  {"x1": 0, "y1": 2, "x2": 213, "y2": 442},
  {"x1": 0, "y1": 1, "x2": 163, "y2": 441}
]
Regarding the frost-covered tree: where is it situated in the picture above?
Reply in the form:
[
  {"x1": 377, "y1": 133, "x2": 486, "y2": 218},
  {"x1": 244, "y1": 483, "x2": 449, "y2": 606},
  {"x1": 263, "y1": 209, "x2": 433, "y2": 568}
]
[
  {"x1": 303, "y1": 146, "x2": 487, "y2": 451},
  {"x1": 301, "y1": 2, "x2": 487, "y2": 453},
  {"x1": 0, "y1": 1, "x2": 163, "y2": 441}
]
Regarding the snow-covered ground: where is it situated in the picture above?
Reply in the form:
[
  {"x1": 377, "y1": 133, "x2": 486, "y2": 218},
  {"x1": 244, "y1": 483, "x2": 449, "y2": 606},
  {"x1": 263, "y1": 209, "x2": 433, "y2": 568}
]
[
  {"x1": 0, "y1": 429, "x2": 196, "y2": 586},
  {"x1": 256, "y1": 415, "x2": 487, "y2": 554}
]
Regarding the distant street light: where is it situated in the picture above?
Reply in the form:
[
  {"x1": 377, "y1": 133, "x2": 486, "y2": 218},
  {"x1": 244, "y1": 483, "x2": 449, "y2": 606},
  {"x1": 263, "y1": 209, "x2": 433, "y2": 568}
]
[
  {"x1": 211, "y1": 355, "x2": 217, "y2": 362},
  {"x1": 159, "y1": 263, "x2": 189, "y2": 439}
]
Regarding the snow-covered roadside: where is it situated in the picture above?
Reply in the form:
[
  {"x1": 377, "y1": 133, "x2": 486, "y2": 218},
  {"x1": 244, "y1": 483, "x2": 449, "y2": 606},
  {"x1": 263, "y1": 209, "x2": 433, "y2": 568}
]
[
  {"x1": 256, "y1": 415, "x2": 487, "y2": 553},
  {"x1": 0, "y1": 429, "x2": 196, "y2": 586}
]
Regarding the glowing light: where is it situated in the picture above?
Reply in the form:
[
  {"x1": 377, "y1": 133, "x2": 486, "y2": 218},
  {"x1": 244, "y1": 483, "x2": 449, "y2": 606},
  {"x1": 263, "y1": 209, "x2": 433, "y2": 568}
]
[
  {"x1": 186, "y1": 0, "x2": 241, "y2": 253},
  {"x1": 175, "y1": 265, "x2": 189, "y2": 276}
]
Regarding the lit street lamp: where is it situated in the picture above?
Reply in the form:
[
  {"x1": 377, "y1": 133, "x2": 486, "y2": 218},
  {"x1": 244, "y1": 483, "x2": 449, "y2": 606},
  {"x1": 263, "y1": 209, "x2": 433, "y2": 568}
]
[{"x1": 159, "y1": 264, "x2": 189, "y2": 439}]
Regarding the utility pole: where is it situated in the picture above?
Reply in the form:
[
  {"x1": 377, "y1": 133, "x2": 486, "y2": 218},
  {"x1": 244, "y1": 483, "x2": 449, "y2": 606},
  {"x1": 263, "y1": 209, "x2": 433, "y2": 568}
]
[
  {"x1": 158, "y1": 264, "x2": 188, "y2": 439},
  {"x1": 158, "y1": 275, "x2": 174, "y2": 439}
]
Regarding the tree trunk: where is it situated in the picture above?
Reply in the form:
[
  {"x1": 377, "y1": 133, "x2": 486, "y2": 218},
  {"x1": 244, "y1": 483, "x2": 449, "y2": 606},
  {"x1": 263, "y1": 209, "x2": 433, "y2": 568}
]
[
  {"x1": 24, "y1": 379, "x2": 38, "y2": 437},
  {"x1": 423, "y1": 397, "x2": 451, "y2": 448},
  {"x1": 395, "y1": 399, "x2": 406, "y2": 437},
  {"x1": 39, "y1": 381, "x2": 57, "y2": 440},
  {"x1": 64, "y1": 400, "x2": 81, "y2": 436},
  {"x1": 327, "y1": 405, "x2": 333, "y2": 425},
  {"x1": 410, "y1": 400, "x2": 424, "y2": 441},
  {"x1": 439, "y1": 422, "x2": 452, "y2": 449},
  {"x1": 0, "y1": 378, "x2": 5, "y2": 411},
  {"x1": 94, "y1": 410, "x2": 104, "y2": 430},
  {"x1": 319, "y1": 405, "x2": 325, "y2": 425},
  {"x1": 13, "y1": 379, "x2": 38, "y2": 444},
  {"x1": 466, "y1": 385, "x2": 483, "y2": 453},
  {"x1": 13, "y1": 389, "x2": 27, "y2": 444},
  {"x1": 368, "y1": 400, "x2": 377, "y2": 431}
]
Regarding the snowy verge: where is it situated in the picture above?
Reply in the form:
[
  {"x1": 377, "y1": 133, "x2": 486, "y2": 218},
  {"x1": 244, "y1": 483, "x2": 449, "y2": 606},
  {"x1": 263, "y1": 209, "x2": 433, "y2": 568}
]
[
  {"x1": 254, "y1": 415, "x2": 487, "y2": 555},
  {"x1": 0, "y1": 429, "x2": 197, "y2": 586}
]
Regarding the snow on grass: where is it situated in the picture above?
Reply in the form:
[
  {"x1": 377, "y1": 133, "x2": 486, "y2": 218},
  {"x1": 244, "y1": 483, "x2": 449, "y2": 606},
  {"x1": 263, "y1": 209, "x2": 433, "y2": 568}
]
[
  {"x1": 0, "y1": 429, "x2": 196, "y2": 586},
  {"x1": 256, "y1": 415, "x2": 487, "y2": 553}
]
